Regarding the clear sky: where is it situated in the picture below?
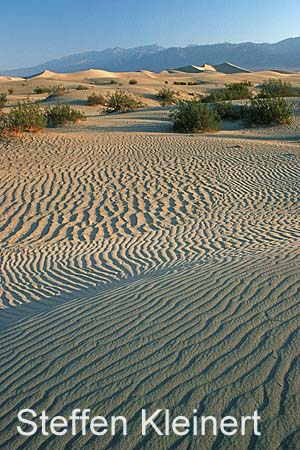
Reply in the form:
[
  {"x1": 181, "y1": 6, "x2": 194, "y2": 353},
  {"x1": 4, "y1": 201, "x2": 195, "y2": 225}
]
[{"x1": 1, "y1": 0, "x2": 299, "y2": 69}]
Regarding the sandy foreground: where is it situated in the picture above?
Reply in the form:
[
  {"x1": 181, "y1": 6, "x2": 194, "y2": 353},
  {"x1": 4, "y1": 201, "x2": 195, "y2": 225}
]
[{"x1": 0, "y1": 70, "x2": 300, "y2": 449}]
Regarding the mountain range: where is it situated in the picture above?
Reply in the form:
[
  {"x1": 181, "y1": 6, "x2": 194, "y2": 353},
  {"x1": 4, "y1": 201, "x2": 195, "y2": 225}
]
[{"x1": 1, "y1": 37, "x2": 300, "y2": 76}]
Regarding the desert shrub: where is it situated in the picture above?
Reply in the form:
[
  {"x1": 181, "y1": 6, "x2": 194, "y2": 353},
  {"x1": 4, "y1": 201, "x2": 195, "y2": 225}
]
[
  {"x1": 174, "y1": 81, "x2": 187, "y2": 85},
  {"x1": 188, "y1": 81, "x2": 198, "y2": 86},
  {"x1": 0, "y1": 101, "x2": 46, "y2": 132},
  {"x1": 76, "y1": 84, "x2": 89, "y2": 90},
  {"x1": 33, "y1": 86, "x2": 51, "y2": 94},
  {"x1": 164, "y1": 80, "x2": 168, "y2": 84},
  {"x1": 87, "y1": 93, "x2": 106, "y2": 106},
  {"x1": 170, "y1": 100, "x2": 220, "y2": 133},
  {"x1": 105, "y1": 89, "x2": 141, "y2": 113},
  {"x1": 110, "y1": 80, "x2": 118, "y2": 85},
  {"x1": 213, "y1": 101, "x2": 245, "y2": 121},
  {"x1": 45, "y1": 104, "x2": 86, "y2": 127},
  {"x1": 203, "y1": 81, "x2": 253, "y2": 103},
  {"x1": 129, "y1": 79, "x2": 138, "y2": 85},
  {"x1": 48, "y1": 85, "x2": 67, "y2": 97},
  {"x1": 157, "y1": 87, "x2": 177, "y2": 106},
  {"x1": 244, "y1": 97, "x2": 292, "y2": 125},
  {"x1": 0, "y1": 93, "x2": 7, "y2": 108},
  {"x1": 8, "y1": 88, "x2": 14, "y2": 95},
  {"x1": 258, "y1": 79, "x2": 296, "y2": 98}
]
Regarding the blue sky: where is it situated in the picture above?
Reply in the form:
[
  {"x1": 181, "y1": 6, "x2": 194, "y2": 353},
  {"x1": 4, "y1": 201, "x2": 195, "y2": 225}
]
[{"x1": 1, "y1": 0, "x2": 299, "y2": 69}]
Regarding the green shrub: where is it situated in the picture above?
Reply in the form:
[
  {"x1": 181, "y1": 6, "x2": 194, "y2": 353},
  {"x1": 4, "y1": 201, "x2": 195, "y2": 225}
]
[
  {"x1": 157, "y1": 87, "x2": 177, "y2": 106},
  {"x1": 170, "y1": 100, "x2": 220, "y2": 133},
  {"x1": 203, "y1": 81, "x2": 253, "y2": 103},
  {"x1": 0, "y1": 93, "x2": 7, "y2": 109},
  {"x1": 105, "y1": 89, "x2": 141, "y2": 113},
  {"x1": 244, "y1": 97, "x2": 292, "y2": 125},
  {"x1": 0, "y1": 101, "x2": 46, "y2": 132},
  {"x1": 87, "y1": 93, "x2": 106, "y2": 106},
  {"x1": 129, "y1": 79, "x2": 138, "y2": 85},
  {"x1": 8, "y1": 88, "x2": 14, "y2": 95},
  {"x1": 188, "y1": 81, "x2": 198, "y2": 86},
  {"x1": 33, "y1": 86, "x2": 51, "y2": 94},
  {"x1": 258, "y1": 79, "x2": 296, "y2": 98},
  {"x1": 46, "y1": 104, "x2": 86, "y2": 127},
  {"x1": 213, "y1": 101, "x2": 245, "y2": 121},
  {"x1": 174, "y1": 81, "x2": 187, "y2": 85},
  {"x1": 110, "y1": 80, "x2": 118, "y2": 85},
  {"x1": 48, "y1": 85, "x2": 67, "y2": 97}
]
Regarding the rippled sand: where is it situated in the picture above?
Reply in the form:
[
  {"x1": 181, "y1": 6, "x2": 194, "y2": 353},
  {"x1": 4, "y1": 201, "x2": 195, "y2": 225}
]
[{"x1": 0, "y1": 115, "x2": 300, "y2": 449}]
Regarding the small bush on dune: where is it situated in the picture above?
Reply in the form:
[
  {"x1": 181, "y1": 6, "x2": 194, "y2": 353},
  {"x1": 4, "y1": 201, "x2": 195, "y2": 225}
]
[
  {"x1": 48, "y1": 85, "x2": 67, "y2": 97},
  {"x1": 203, "y1": 81, "x2": 253, "y2": 103},
  {"x1": 157, "y1": 87, "x2": 177, "y2": 106},
  {"x1": 105, "y1": 89, "x2": 141, "y2": 113},
  {"x1": 76, "y1": 84, "x2": 89, "y2": 90},
  {"x1": 0, "y1": 93, "x2": 7, "y2": 109},
  {"x1": 110, "y1": 79, "x2": 118, "y2": 85},
  {"x1": 129, "y1": 79, "x2": 138, "y2": 85},
  {"x1": 258, "y1": 79, "x2": 296, "y2": 98},
  {"x1": 170, "y1": 100, "x2": 220, "y2": 133},
  {"x1": 87, "y1": 93, "x2": 106, "y2": 106},
  {"x1": 8, "y1": 88, "x2": 14, "y2": 95},
  {"x1": 33, "y1": 85, "x2": 67, "y2": 96},
  {"x1": 174, "y1": 81, "x2": 187, "y2": 85},
  {"x1": 244, "y1": 97, "x2": 292, "y2": 125},
  {"x1": 33, "y1": 86, "x2": 51, "y2": 94},
  {"x1": 213, "y1": 101, "x2": 245, "y2": 121},
  {"x1": 45, "y1": 104, "x2": 86, "y2": 127},
  {"x1": 0, "y1": 101, "x2": 46, "y2": 133}
]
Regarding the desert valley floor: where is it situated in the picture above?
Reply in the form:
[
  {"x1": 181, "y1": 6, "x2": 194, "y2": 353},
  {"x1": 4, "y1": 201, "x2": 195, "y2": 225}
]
[{"x1": 0, "y1": 69, "x2": 300, "y2": 449}]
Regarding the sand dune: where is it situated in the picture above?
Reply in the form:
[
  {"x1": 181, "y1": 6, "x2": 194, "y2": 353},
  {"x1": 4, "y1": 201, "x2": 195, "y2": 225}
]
[
  {"x1": 30, "y1": 69, "x2": 119, "y2": 81},
  {"x1": 0, "y1": 71, "x2": 300, "y2": 449}
]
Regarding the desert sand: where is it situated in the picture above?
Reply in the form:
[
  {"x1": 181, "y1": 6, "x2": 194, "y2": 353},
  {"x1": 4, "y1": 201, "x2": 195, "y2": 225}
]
[{"x1": 0, "y1": 68, "x2": 300, "y2": 449}]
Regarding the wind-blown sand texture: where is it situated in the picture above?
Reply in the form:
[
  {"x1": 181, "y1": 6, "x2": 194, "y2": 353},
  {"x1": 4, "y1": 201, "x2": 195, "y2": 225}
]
[{"x1": 0, "y1": 70, "x2": 300, "y2": 449}]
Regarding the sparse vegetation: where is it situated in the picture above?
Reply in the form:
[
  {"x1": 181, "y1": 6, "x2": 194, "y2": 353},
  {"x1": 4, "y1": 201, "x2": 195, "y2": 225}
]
[
  {"x1": 110, "y1": 80, "x2": 118, "y2": 85},
  {"x1": 258, "y1": 79, "x2": 296, "y2": 98},
  {"x1": 33, "y1": 86, "x2": 51, "y2": 94},
  {"x1": 174, "y1": 81, "x2": 187, "y2": 85},
  {"x1": 105, "y1": 89, "x2": 142, "y2": 113},
  {"x1": 188, "y1": 81, "x2": 198, "y2": 86},
  {"x1": 0, "y1": 101, "x2": 46, "y2": 133},
  {"x1": 244, "y1": 97, "x2": 292, "y2": 125},
  {"x1": 45, "y1": 104, "x2": 86, "y2": 127},
  {"x1": 76, "y1": 84, "x2": 89, "y2": 90},
  {"x1": 157, "y1": 87, "x2": 177, "y2": 106},
  {"x1": 33, "y1": 85, "x2": 67, "y2": 96},
  {"x1": 170, "y1": 100, "x2": 220, "y2": 133},
  {"x1": 8, "y1": 88, "x2": 14, "y2": 95},
  {"x1": 129, "y1": 79, "x2": 138, "y2": 85},
  {"x1": 213, "y1": 101, "x2": 245, "y2": 121},
  {"x1": 203, "y1": 81, "x2": 253, "y2": 103},
  {"x1": 49, "y1": 85, "x2": 67, "y2": 97},
  {"x1": 87, "y1": 93, "x2": 106, "y2": 106},
  {"x1": 0, "y1": 93, "x2": 7, "y2": 109}
]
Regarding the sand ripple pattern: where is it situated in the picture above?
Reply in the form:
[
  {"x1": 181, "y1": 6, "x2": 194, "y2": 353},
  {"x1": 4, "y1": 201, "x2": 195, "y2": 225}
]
[
  {"x1": 0, "y1": 133, "x2": 299, "y2": 307},
  {"x1": 0, "y1": 248, "x2": 299, "y2": 449}
]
